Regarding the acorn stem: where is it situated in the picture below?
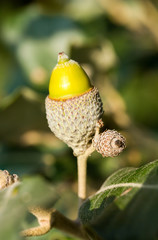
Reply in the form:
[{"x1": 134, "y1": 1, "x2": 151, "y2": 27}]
[
  {"x1": 77, "y1": 155, "x2": 87, "y2": 206},
  {"x1": 77, "y1": 121, "x2": 103, "y2": 207},
  {"x1": 77, "y1": 144, "x2": 96, "y2": 207}
]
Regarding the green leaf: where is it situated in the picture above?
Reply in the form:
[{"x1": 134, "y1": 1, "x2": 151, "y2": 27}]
[
  {"x1": 0, "y1": 182, "x2": 26, "y2": 240},
  {"x1": 79, "y1": 159, "x2": 158, "y2": 240},
  {"x1": 19, "y1": 176, "x2": 59, "y2": 207}
]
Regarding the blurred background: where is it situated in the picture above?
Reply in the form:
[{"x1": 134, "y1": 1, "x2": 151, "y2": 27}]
[{"x1": 0, "y1": 0, "x2": 158, "y2": 238}]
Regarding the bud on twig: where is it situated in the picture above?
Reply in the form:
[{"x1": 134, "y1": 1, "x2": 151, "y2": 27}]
[
  {"x1": 93, "y1": 130, "x2": 126, "y2": 157},
  {"x1": 0, "y1": 170, "x2": 19, "y2": 190}
]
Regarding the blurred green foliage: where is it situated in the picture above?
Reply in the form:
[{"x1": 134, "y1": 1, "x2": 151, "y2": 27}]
[{"x1": 0, "y1": 0, "x2": 158, "y2": 239}]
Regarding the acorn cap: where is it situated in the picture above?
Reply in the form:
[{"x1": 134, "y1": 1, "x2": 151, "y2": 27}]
[
  {"x1": 45, "y1": 52, "x2": 103, "y2": 156},
  {"x1": 46, "y1": 87, "x2": 103, "y2": 156},
  {"x1": 93, "y1": 130, "x2": 126, "y2": 157}
]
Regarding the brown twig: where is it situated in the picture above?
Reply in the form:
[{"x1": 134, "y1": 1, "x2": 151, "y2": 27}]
[{"x1": 21, "y1": 207, "x2": 101, "y2": 240}]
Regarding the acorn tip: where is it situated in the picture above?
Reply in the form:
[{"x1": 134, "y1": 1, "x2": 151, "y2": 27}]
[{"x1": 58, "y1": 52, "x2": 69, "y2": 63}]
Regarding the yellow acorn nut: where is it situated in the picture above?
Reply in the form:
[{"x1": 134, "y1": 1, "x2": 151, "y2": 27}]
[
  {"x1": 45, "y1": 52, "x2": 103, "y2": 156},
  {"x1": 49, "y1": 52, "x2": 92, "y2": 99}
]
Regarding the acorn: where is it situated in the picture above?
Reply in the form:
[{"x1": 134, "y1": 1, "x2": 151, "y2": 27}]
[
  {"x1": 45, "y1": 52, "x2": 103, "y2": 156},
  {"x1": 93, "y1": 130, "x2": 126, "y2": 157}
]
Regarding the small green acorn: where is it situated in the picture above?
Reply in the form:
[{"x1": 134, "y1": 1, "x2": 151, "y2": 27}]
[{"x1": 45, "y1": 52, "x2": 103, "y2": 156}]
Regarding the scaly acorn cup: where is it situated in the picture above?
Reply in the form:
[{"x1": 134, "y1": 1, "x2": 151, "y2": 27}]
[{"x1": 45, "y1": 52, "x2": 103, "y2": 156}]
